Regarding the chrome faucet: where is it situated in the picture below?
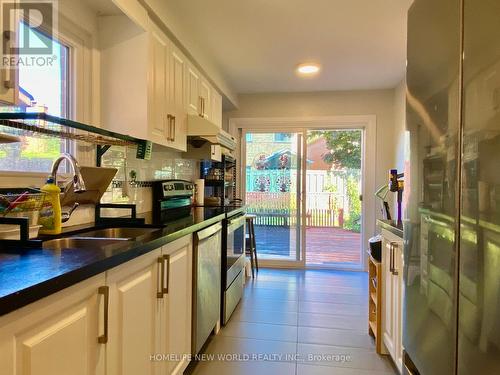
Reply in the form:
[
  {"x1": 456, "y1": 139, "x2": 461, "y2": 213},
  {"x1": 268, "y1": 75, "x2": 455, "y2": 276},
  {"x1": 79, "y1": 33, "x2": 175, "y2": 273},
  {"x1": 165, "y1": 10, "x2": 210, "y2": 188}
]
[{"x1": 50, "y1": 153, "x2": 86, "y2": 193}]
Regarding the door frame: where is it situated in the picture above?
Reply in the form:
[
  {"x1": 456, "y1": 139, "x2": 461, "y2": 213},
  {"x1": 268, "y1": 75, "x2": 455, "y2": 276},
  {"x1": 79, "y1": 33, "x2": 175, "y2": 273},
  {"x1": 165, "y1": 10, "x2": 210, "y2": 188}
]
[
  {"x1": 240, "y1": 127, "x2": 306, "y2": 268},
  {"x1": 230, "y1": 115, "x2": 377, "y2": 271}
]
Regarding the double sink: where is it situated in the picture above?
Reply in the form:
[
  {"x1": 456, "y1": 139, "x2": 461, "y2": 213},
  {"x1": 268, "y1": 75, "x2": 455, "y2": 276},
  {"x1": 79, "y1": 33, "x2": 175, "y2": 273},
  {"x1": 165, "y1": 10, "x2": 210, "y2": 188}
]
[{"x1": 42, "y1": 227, "x2": 161, "y2": 251}]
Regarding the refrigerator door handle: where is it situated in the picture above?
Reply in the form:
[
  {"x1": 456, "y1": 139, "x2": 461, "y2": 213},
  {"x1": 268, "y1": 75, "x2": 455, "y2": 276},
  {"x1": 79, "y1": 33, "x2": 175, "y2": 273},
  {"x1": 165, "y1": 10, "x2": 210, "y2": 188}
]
[
  {"x1": 392, "y1": 242, "x2": 399, "y2": 276},
  {"x1": 389, "y1": 242, "x2": 394, "y2": 274}
]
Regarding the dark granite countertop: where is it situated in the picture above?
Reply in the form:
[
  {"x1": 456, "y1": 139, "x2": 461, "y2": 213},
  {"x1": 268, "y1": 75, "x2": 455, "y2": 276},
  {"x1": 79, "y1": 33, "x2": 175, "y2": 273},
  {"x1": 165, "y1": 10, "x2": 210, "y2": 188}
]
[
  {"x1": 377, "y1": 219, "x2": 404, "y2": 238},
  {"x1": 0, "y1": 207, "x2": 228, "y2": 317}
]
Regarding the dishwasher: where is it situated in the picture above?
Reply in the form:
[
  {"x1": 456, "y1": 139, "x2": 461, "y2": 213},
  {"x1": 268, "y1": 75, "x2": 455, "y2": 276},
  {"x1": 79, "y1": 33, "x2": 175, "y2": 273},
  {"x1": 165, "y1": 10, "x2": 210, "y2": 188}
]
[{"x1": 192, "y1": 222, "x2": 222, "y2": 355}]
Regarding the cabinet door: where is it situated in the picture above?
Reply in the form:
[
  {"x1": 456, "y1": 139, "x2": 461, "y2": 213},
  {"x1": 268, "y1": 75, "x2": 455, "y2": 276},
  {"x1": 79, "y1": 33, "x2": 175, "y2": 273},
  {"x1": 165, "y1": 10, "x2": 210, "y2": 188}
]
[
  {"x1": 382, "y1": 238, "x2": 395, "y2": 357},
  {"x1": 167, "y1": 47, "x2": 187, "y2": 152},
  {"x1": 186, "y1": 63, "x2": 200, "y2": 116},
  {"x1": 393, "y1": 241, "x2": 404, "y2": 373},
  {"x1": 210, "y1": 144, "x2": 222, "y2": 162},
  {"x1": 169, "y1": 47, "x2": 185, "y2": 112},
  {"x1": 106, "y1": 249, "x2": 162, "y2": 375},
  {"x1": 149, "y1": 28, "x2": 169, "y2": 145},
  {"x1": 162, "y1": 236, "x2": 192, "y2": 375},
  {"x1": 211, "y1": 90, "x2": 223, "y2": 128},
  {"x1": 199, "y1": 78, "x2": 211, "y2": 119},
  {"x1": 0, "y1": 275, "x2": 106, "y2": 375},
  {"x1": 0, "y1": 0, "x2": 19, "y2": 105}
]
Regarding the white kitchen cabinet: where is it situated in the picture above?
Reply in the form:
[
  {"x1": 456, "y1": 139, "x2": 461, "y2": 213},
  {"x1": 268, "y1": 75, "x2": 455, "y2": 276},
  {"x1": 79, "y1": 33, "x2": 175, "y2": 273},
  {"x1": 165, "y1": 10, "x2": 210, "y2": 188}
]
[
  {"x1": 150, "y1": 25, "x2": 169, "y2": 145},
  {"x1": 186, "y1": 62, "x2": 201, "y2": 116},
  {"x1": 199, "y1": 77, "x2": 211, "y2": 120},
  {"x1": 166, "y1": 45, "x2": 188, "y2": 152},
  {"x1": 0, "y1": 0, "x2": 19, "y2": 105},
  {"x1": 161, "y1": 235, "x2": 192, "y2": 375},
  {"x1": 211, "y1": 89, "x2": 223, "y2": 128},
  {"x1": 0, "y1": 274, "x2": 106, "y2": 375},
  {"x1": 184, "y1": 143, "x2": 222, "y2": 162},
  {"x1": 106, "y1": 248, "x2": 162, "y2": 375},
  {"x1": 99, "y1": 15, "x2": 186, "y2": 151},
  {"x1": 0, "y1": 233, "x2": 195, "y2": 375},
  {"x1": 185, "y1": 61, "x2": 214, "y2": 121},
  {"x1": 106, "y1": 238, "x2": 193, "y2": 375},
  {"x1": 381, "y1": 229, "x2": 404, "y2": 373}
]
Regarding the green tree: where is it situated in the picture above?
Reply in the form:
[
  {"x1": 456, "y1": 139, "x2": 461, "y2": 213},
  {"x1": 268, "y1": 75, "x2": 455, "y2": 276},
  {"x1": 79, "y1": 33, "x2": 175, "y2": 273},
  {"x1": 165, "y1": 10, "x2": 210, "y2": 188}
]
[
  {"x1": 309, "y1": 130, "x2": 362, "y2": 170},
  {"x1": 344, "y1": 176, "x2": 361, "y2": 232}
]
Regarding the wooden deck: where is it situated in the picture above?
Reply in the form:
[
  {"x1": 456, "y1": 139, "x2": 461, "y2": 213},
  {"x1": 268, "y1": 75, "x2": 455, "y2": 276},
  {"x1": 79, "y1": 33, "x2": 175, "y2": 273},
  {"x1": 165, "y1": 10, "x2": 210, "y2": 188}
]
[{"x1": 253, "y1": 225, "x2": 361, "y2": 266}]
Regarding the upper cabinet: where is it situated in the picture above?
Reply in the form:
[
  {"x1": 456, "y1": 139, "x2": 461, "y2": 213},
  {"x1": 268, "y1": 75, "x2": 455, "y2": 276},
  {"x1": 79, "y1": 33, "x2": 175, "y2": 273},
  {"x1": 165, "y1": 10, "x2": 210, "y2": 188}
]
[
  {"x1": 100, "y1": 16, "x2": 187, "y2": 151},
  {"x1": 149, "y1": 24, "x2": 169, "y2": 145},
  {"x1": 98, "y1": 9, "x2": 223, "y2": 152},
  {"x1": 199, "y1": 76, "x2": 211, "y2": 120},
  {"x1": 186, "y1": 62, "x2": 201, "y2": 116},
  {"x1": 166, "y1": 45, "x2": 187, "y2": 152},
  {"x1": 211, "y1": 90, "x2": 223, "y2": 128},
  {"x1": 185, "y1": 60, "x2": 220, "y2": 124}
]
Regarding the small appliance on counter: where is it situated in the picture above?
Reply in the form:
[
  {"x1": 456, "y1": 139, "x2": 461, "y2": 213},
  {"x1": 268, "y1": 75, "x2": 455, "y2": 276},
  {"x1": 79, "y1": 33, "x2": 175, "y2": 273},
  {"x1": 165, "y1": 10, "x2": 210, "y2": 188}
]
[
  {"x1": 375, "y1": 168, "x2": 404, "y2": 223},
  {"x1": 199, "y1": 154, "x2": 237, "y2": 207},
  {"x1": 152, "y1": 180, "x2": 194, "y2": 224}
]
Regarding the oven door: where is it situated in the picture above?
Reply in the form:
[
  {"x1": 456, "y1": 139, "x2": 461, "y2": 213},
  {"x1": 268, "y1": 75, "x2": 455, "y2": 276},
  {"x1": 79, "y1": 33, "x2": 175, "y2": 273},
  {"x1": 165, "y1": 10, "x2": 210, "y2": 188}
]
[{"x1": 226, "y1": 214, "x2": 246, "y2": 286}]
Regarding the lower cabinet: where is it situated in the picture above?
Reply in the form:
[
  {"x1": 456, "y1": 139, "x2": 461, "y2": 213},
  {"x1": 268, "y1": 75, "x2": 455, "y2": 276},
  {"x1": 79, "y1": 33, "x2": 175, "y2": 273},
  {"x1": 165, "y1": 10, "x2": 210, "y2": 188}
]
[
  {"x1": 0, "y1": 235, "x2": 193, "y2": 375},
  {"x1": 381, "y1": 229, "x2": 404, "y2": 373},
  {"x1": 0, "y1": 274, "x2": 106, "y2": 375},
  {"x1": 106, "y1": 248, "x2": 162, "y2": 375},
  {"x1": 162, "y1": 236, "x2": 192, "y2": 375}
]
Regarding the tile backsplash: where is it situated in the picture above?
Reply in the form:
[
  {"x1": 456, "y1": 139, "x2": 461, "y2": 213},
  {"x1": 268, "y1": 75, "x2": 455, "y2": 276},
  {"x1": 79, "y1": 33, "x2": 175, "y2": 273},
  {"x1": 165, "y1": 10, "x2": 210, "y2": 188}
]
[
  {"x1": 99, "y1": 145, "x2": 198, "y2": 215},
  {"x1": 0, "y1": 144, "x2": 199, "y2": 227}
]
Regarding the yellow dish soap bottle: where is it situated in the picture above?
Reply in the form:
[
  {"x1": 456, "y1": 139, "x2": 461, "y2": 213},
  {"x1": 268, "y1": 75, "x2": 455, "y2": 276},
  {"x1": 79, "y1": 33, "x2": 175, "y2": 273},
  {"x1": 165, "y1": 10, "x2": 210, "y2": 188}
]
[{"x1": 39, "y1": 176, "x2": 62, "y2": 235}]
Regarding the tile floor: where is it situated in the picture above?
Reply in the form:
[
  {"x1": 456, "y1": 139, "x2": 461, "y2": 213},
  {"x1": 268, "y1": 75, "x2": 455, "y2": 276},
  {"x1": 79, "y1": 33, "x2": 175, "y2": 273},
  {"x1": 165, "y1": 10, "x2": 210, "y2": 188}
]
[{"x1": 190, "y1": 268, "x2": 397, "y2": 375}]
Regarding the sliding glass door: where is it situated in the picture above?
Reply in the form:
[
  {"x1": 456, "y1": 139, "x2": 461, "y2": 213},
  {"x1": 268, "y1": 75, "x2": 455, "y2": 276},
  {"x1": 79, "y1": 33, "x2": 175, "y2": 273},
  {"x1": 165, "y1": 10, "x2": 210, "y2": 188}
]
[
  {"x1": 242, "y1": 127, "x2": 365, "y2": 269},
  {"x1": 305, "y1": 129, "x2": 363, "y2": 268},
  {"x1": 243, "y1": 131, "x2": 303, "y2": 265}
]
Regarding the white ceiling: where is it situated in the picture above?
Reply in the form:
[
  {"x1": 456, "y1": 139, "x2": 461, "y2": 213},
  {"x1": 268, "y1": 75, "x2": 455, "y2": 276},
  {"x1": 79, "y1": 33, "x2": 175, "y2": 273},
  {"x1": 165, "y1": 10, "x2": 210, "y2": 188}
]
[{"x1": 163, "y1": 0, "x2": 413, "y2": 93}]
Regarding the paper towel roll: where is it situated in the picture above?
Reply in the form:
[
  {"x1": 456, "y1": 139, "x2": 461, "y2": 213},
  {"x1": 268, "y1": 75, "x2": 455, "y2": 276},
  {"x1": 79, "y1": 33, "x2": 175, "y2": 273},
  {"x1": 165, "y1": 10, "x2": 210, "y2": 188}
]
[{"x1": 195, "y1": 179, "x2": 204, "y2": 206}]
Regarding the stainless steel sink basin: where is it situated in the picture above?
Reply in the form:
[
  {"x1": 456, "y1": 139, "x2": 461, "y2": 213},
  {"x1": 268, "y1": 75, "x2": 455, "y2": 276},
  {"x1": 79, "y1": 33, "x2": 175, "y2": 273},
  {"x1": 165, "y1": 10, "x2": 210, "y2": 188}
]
[
  {"x1": 42, "y1": 227, "x2": 161, "y2": 251},
  {"x1": 43, "y1": 237, "x2": 127, "y2": 251},
  {"x1": 74, "y1": 227, "x2": 161, "y2": 239}
]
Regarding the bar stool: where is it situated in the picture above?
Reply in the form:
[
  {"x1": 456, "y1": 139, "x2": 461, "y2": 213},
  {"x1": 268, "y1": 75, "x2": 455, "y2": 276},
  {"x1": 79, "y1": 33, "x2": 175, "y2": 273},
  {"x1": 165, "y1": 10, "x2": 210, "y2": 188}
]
[{"x1": 245, "y1": 214, "x2": 259, "y2": 278}]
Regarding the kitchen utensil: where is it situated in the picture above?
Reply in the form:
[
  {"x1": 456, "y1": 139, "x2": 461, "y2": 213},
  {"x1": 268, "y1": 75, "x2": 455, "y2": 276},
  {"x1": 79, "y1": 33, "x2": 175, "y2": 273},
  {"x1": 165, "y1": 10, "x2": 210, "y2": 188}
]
[{"x1": 194, "y1": 179, "x2": 204, "y2": 205}]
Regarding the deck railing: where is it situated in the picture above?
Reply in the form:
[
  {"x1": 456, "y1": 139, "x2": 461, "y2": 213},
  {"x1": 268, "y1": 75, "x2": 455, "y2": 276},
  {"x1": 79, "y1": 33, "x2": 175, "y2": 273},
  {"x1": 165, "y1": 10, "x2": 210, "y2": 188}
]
[{"x1": 245, "y1": 192, "x2": 344, "y2": 227}]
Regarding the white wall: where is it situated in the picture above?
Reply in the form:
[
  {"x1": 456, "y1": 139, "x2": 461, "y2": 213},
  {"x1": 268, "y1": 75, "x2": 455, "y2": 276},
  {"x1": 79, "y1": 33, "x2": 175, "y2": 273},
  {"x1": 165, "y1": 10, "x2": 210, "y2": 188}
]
[
  {"x1": 225, "y1": 89, "x2": 401, "y2": 267},
  {"x1": 393, "y1": 80, "x2": 406, "y2": 173},
  {"x1": 225, "y1": 89, "x2": 397, "y2": 193}
]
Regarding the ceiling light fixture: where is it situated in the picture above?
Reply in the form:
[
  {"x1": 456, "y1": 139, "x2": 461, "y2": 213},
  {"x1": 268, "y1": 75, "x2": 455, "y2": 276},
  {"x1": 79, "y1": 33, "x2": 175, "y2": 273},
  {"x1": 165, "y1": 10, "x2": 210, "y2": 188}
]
[{"x1": 296, "y1": 63, "x2": 320, "y2": 75}]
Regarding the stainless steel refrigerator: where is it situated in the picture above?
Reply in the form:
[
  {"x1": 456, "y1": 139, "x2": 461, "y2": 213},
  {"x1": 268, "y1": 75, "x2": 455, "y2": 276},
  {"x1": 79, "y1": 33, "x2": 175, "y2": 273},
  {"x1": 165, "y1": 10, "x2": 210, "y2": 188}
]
[{"x1": 404, "y1": 0, "x2": 500, "y2": 374}]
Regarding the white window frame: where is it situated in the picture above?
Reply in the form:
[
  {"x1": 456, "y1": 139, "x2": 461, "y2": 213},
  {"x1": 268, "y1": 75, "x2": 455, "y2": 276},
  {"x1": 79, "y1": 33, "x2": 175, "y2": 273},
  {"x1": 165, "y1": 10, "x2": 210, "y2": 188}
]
[{"x1": 0, "y1": 12, "x2": 95, "y2": 181}]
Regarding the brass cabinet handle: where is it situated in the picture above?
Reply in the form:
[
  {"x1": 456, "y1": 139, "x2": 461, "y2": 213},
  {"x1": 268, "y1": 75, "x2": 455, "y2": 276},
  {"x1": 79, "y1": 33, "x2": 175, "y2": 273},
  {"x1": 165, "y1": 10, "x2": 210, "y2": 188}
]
[
  {"x1": 171, "y1": 116, "x2": 176, "y2": 142},
  {"x1": 3, "y1": 31, "x2": 14, "y2": 90},
  {"x1": 163, "y1": 254, "x2": 170, "y2": 294},
  {"x1": 166, "y1": 114, "x2": 172, "y2": 141},
  {"x1": 98, "y1": 286, "x2": 109, "y2": 344},
  {"x1": 157, "y1": 257, "x2": 165, "y2": 298}
]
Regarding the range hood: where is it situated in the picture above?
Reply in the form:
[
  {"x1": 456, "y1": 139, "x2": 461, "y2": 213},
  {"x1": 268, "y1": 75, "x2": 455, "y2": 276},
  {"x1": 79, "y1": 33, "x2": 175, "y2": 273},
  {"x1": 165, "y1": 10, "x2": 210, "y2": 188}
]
[{"x1": 187, "y1": 115, "x2": 236, "y2": 150}]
